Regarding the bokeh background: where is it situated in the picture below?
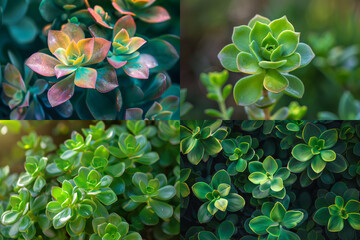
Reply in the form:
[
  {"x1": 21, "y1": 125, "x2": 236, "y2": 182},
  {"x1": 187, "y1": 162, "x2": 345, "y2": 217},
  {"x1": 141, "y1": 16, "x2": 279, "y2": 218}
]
[
  {"x1": 181, "y1": 0, "x2": 360, "y2": 119},
  {"x1": 0, "y1": 121, "x2": 107, "y2": 173}
]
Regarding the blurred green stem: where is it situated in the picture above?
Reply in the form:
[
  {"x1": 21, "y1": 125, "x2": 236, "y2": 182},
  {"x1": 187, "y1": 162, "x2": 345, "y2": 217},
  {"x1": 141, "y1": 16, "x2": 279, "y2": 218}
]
[
  {"x1": 215, "y1": 88, "x2": 229, "y2": 119},
  {"x1": 262, "y1": 90, "x2": 271, "y2": 120}
]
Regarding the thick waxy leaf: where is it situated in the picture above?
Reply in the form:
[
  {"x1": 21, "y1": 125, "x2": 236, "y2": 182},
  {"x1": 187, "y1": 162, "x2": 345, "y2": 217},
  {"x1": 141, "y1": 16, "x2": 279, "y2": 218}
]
[
  {"x1": 282, "y1": 211, "x2": 304, "y2": 228},
  {"x1": 47, "y1": 73, "x2": 75, "y2": 107},
  {"x1": 348, "y1": 213, "x2": 360, "y2": 230},
  {"x1": 277, "y1": 30, "x2": 300, "y2": 57},
  {"x1": 250, "y1": 22, "x2": 271, "y2": 48},
  {"x1": 328, "y1": 215, "x2": 344, "y2": 232},
  {"x1": 26, "y1": 53, "x2": 60, "y2": 77},
  {"x1": 258, "y1": 60, "x2": 287, "y2": 69},
  {"x1": 234, "y1": 73, "x2": 265, "y2": 106},
  {"x1": 283, "y1": 74, "x2": 304, "y2": 98},
  {"x1": 54, "y1": 65, "x2": 77, "y2": 79},
  {"x1": 237, "y1": 52, "x2": 262, "y2": 74},
  {"x1": 87, "y1": 38, "x2": 111, "y2": 65},
  {"x1": 263, "y1": 69, "x2": 289, "y2": 93},
  {"x1": 192, "y1": 182, "x2": 212, "y2": 200},
  {"x1": 48, "y1": 30, "x2": 71, "y2": 54},
  {"x1": 313, "y1": 207, "x2": 330, "y2": 225},
  {"x1": 269, "y1": 16, "x2": 295, "y2": 38},
  {"x1": 95, "y1": 67, "x2": 118, "y2": 93},
  {"x1": 114, "y1": 15, "x2": 136, "y2": 37},
  {"x1": 211, "y1": 170, "x2": 231, "y2": 189},
  {"x1": 296, "y1": 43, "x2": 315, "y2": 67},
  {"x1": 292, "y1": 144, "x2": 313, "y2": 161},
  {"x1": 137, "y1": 6, "x2": 171, "y2": 23},
  {"x1": 311, "y1": 155, "x2": 326, "y2": 173},
  {"x1": 278, "y1": 53, "x2": 301, "y2": 72},
  {"x1": 4, "y1": 64, "x2": 26, "y2": 91},
  {"x1": 232, "y1": 25, "x2": 251, "y2": 52},
  {"x1": 123, "y1": 62, "x2": 149, "y2": 79},
  {"x1": 248, "y1": 15, "x2": 271, "y2": 28},
  {"x1": 225, "y1": 193, "x2": 245, "y2": 212},
  {"x1": 319, "y1": 129, "x2": 338, "y2": 149},
  {"x1": 249, "y1": 216, "x2": 274, "y2": 235},
  {"x1": 249, "y1": 172, "x2": 267, "y2": 184},
  {"x1": 218, "y1": 44, "x2": 241, "y2": 72},
  {"x1": 270, "y1": 202, "x2": 286, "y2": 222},
  {"x1": 263, "y1": 156, "x2": 278, "y2": 174},
  {"x1": 149, "y1": 199, "x2": 173, "y2": 219},
  {"x1": 74, "y1": 67, "x2": 97, "y2": 89},
  {"x1": 198, "y1": 202, "x2": 213, "y2": 223}
]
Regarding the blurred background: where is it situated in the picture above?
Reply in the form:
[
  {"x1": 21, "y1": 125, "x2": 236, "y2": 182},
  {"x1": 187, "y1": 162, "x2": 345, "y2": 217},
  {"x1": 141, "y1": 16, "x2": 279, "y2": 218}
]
[
  {"x1": 0, "y1": 121, "x2": 99, "y2": 173},
  {"x1": 181, "y1": 0, "x2": 360, "y2": 119}
]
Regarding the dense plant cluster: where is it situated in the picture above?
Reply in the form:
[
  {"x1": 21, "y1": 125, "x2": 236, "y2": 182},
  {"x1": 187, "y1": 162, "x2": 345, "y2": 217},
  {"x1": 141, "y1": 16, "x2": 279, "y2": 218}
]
[
  {"x1": 0, "y1": 120, "x2": 180, "y2": 239},
  {"x1": 0, "y1": 0, "x2": 179, "y2": 120},
  {"x1": 181, "y1": 120, "x2": 360, "y2": 240}
]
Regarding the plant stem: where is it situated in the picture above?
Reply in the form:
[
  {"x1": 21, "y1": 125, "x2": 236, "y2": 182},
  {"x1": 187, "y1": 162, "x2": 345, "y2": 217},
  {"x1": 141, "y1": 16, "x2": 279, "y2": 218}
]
[
  {"x1": 262, "y1": 90, "x2": 271, "y2": 120},
  {"x1": 216, "y1": 88, "x2": 228, "y2": 120}
]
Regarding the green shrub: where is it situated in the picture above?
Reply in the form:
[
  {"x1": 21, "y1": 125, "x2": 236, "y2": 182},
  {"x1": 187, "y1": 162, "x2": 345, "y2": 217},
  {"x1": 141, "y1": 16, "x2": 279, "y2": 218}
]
[{"x1": 0, "y1": 120, "x2": 179, "y2": 239}]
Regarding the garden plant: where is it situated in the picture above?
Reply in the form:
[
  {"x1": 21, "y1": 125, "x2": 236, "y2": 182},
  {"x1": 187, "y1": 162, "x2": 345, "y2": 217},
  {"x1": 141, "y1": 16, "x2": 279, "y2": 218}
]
[
  {"x1": 0, "y1": 120, "x2": 180, "y2": 239},
  {"x1": 0, "y1": 0, "x2": 180, "y2": 120},
  {"x1": 181, "y1": 120, "x2": 360, "y2": 240}
]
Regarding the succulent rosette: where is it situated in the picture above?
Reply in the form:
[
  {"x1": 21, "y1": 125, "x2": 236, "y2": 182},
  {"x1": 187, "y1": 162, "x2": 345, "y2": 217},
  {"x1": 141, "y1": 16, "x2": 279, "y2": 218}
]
[
  {"x1": 107, "y1": 15, "x2": 157, "y2": 79},
  {"x1": 2, "y1": 63, "x2": 49, "y2": 120},
  {"x1": 26, "y1": 23, "x2": 118, "y2": 107},
  {"x1": 218, "y1": 15, "x2": 315, "y2": 106},
  {"x1": 112, "y1": 0, "x2": 170, "y2": 23}
]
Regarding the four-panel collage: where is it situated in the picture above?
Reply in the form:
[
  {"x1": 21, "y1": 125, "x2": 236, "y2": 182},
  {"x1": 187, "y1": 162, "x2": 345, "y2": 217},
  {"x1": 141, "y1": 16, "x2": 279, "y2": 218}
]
[{"x1": 0, "y1": 0, "x2": 360, "y2": 239}]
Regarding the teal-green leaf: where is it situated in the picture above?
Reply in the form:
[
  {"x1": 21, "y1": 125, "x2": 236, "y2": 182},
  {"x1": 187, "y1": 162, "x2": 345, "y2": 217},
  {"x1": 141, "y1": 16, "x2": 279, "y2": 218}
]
[
  {"x1": 237, "y1": 52, "x2": 262, "y2": 74},
  {"x1": 270, "y1": 202, "x2": 286, "y2": 222},
  {"x1": 149, "y1": 199, "x2": 173, "y2": 219},
  {"x1": 232, "y1": 25, "x2": 251, "y2": 52},
  {"x1": 263, "y1": 69, "x2": 289, "y2": 93},
  {"x1": 192, "y1": 182, "x2": 212, "y2": 200},
  {"x1": 348, "y1": 213, "x2": 360, "y2": 230},
  {"x1": 218, "y1": 44, "x2": 241, "y2": 72},
  {"x1": 267, "y1": 225, "x2": 280, "y2": 237},
  {"x1": 277, "y1": 30, "x2": 300, "y2": 57},
  {"x1": 248, "y1": 15, "x2": 271, "y2": 28},
  {"x1": 233, "y1": 73, "x2": 265, "y2": 106},
  {"x1": 198, "y1": 202, "x2": 213, "y2": 223},
  {"x1": 211, "y1": 170, "x2": 231, "y2": 189},
  {"x1": 319, "y1": 129, "x2": 338, "y2": 149},
  {"x1": 96, "y1": 190, "x2": 117, "y2": 205},
  {"x1": 292, "y1": 144, "x2": 313, "y2": 162},
  {"x1": 282, "y1": 210, "x2": 304, "y2": 228},
  {"x1": 258, "y1": 60, "x2": 287, "y2": 69},
  {"x1": 278, "y1": 53, "x2": 301, "y2": 72},
  {"x1": 224, "y1": 193, "x2": 245, "y2": 212},
  {"x1": 187, "y1": 141, "x2": 204, "y2": 165},
  {"x1": 320, "y1": 150, "x2": 336, "y2": 162},
  {"x1": 311, "y1": 155, "x2": 326, "y2": 173},
  {"x1": 283, "y1": 74, "x2": 304, "y2": 98},
  {"x1": 250, "y1": 22, "x2": 271, "y2": 48},
  {"x1": 263, "y1": 156, "x2": 278, "y2": 175},
  {"x1": 313, "y1": 207, "x2": 330, "y2": 225},
  {"x1": 345, "y1": 200, "x2": 360, "y2": 213},
  {"x1": 327, "y1": 154, "x2": 348, "y2": 173},
  {"x1": 269, "y1": 16, "x2": 295, "y2": 38},
  {"x1": 296, "y1": 43, "x2": 315, "y2": 68},
  {"x1": 249, "y1": 215, "x2": 274, "y2": 235},
  {"x1": 218, "y1": 221, "x2": 235, "y2": 240},
  {"x1": 198, "y1": 231, "x2": 218, "y2": 240},
  {"x1": 270, "y1": 178, "x2": 283, "y2": 192},
  {"x1": 328, "y1": 215, "x2": 344, "y2": 232},
  {"x1": 202, "y1": 136, "x2": 222, "y2": 155},
  {"x1": 248, "y1": 172, "x2": 267, "y2": 184}
]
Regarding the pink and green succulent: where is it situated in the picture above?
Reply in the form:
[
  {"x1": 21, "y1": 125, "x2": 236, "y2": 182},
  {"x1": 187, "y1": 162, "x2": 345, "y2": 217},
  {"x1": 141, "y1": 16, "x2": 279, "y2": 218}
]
[
  {"x1": 2, "y1": 63, "x2": 48, "y2": 120},
  {"x1": 112, "y1": 0, "x2": 170, "y2": 23},
  {"x1": 107, "y1": 15, "x2": 158, "y2": 79},
  {"x1": 88, "y1": 5, "x2": 115, "y2": 29},
  {"x1": 26, "y1": 23, "x2": 118, "y2": 107}
]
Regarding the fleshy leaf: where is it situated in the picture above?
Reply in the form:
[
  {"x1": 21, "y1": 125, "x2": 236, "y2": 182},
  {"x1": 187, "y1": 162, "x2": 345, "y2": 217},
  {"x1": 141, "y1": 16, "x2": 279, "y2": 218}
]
[
  {"x1": 47, "y1": 73, "x2": 75, "y2": 107},
  {"x1": 26, "y1": 53, "x2": 60, "y2": 77}
]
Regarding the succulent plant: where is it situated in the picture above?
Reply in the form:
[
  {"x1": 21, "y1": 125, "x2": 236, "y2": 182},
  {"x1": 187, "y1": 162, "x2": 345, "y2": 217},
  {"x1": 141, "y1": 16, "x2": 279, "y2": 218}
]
[
  {"x1": 289, "y1": 123, "x2": 347, "y2": 182},
  {"x1": 222, "y1": 135, "x2": 263, "y2": 174},
  {"x1": 218, "y1": 14, "x2": 315, "y2": 106},
  {"x1": 2, "y1": 63, "x2": 49, "y2": 120},
  {"x1": 249, "y1": 202, "x2": 304, "y2": 240},
  {"x1": 26, "y1": 23, "x2": 116, "y2": 107},
  {"x1": 90, "y1": 213, "x2": 142, "y2": 240},
  {"x1": 180, "y1": 120, "x2": 228, "y2": 165},
  {"x1": 198, "y1": 220, "x2": 235, "y2": 240},
  {"x1": 247, "y1": 156, "x2": 290, "y2": 199},
  {"x1": 16, "y1": 156, "x2": 48, "y2": 193},
  {"x1": 192, "y1": 170, "x2": 245, "y2": 223}
]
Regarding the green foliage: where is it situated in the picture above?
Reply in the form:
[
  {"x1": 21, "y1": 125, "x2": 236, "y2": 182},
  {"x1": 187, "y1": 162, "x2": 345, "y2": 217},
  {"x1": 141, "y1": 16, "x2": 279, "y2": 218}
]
[
  {"x1": 318, "y1": 92, "x2": 360, "y2": 120},
  {"x1": 249, "y1": 202, "x2": 304, "y2": 239},
  {"x1": 192, "y1": 170, "x2": 245, "y2": 223},
  {"x1": 180, "y1": 120, "x2": 228, "y2": 165},
  {"x1": 0, "y1": 121, "x2": 179, "y2": 239},
  {"x1": 200, "y1": 70, "x2": 234, "y2": 120},
  {"x1": 181, "y1": 120, "x2": 360, "y2": 240},
  {"x1": 218, "y1": 15, "x2": 314, "y2": 114}
]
